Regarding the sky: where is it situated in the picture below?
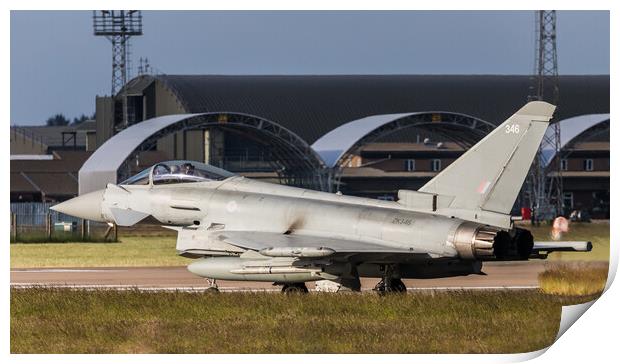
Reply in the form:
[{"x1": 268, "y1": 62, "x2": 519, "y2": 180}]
[{"x1": 10, "y1": 10, "x2": 610, "y2": 125}]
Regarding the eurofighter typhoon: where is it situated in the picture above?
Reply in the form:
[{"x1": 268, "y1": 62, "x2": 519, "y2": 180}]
[{"x1": 52, "y1": 101, "x2": 591, "y2": 293}]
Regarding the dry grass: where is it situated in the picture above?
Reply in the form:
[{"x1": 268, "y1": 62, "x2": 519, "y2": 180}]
[
  {"x1": 10, "y1": 288, "x2": 580, "y2": 354},
  {"x1": 539, "y1": 262, "x2": 608, "y2": 296}
]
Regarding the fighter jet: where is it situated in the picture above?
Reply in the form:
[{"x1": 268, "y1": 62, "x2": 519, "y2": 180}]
[{"x1": 52, "y1": 101, "x2": 591, "y2": 293}]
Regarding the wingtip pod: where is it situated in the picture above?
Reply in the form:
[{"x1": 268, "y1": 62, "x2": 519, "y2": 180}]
[
  {"x1": 532, "y1": 241, "x2": 593, "y2": 253},
  {"x1": 515, "y1": 101, "x2": 556, "y2": 121}
]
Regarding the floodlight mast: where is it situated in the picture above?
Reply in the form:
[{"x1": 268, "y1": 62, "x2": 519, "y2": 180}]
[
  {"x1": 93, "y1": 10, "x2": 143, "y2": 129},
  {"x1": 526, "y1": 10, "x2": 563, "y2": 224}
]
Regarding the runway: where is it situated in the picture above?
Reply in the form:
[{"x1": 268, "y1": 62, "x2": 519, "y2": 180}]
[{"x1": 11, "y1": 260, "x2": 549, "y2": 292}]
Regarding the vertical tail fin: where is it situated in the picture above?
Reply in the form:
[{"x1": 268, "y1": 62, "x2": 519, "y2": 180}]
[{"x1": 419, "y1": 101, "x2": 556, "y2": 219}]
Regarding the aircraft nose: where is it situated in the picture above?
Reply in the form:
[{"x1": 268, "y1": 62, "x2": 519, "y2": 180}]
[{"x1": 50, "y1": 189, "x2": 106, "y2": 222}]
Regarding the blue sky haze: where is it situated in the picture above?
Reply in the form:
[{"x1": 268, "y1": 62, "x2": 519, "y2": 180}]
[{"x1": 10, "y1": 10, "x2": 609, "y2": 125}]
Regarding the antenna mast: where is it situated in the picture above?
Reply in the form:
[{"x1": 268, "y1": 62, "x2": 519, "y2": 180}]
[{"x1": 527, "y1": 10, "x2": 563, "y2": 223}]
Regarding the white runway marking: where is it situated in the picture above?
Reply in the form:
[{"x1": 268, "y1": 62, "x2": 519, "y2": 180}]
[
  {"x1": 11, "y1": 283, "x2": 280, "y2": 293},
  {"x1": 10, "y1": 283, "x2": 539, "y2": 293},
  {"x1": 11, "y1": 269, "x2": 127, "y2": 273},
  {"x1": 406, "y1": 286, "x2": 539, "y2": 291}
]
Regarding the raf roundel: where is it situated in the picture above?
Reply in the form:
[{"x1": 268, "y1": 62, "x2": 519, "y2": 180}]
[{"x1": 226, "y1": 201, "x2": 238, "y2": 213}]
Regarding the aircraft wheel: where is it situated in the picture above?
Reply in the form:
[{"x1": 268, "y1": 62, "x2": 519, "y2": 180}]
[
  {"x1": 373, "y1": 278, "x2": 407, "y2": 294},
  {"x1": 281, "y1": 283, "x2": 309, "y2": 294},
  {"x1": 391, "y1": 279, "x2": 407, "y2": 293},
  {"x1": 204, "y1": 278, "x2": 219, "y2": 293}
]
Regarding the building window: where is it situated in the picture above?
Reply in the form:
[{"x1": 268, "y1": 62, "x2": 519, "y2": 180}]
[
  {"x1": 563, "y1": 192, "x2": 574, "y2": 209},
  {"x1": 431, "y1": 159, "x2": 441, "y2": 172},
  {"x1": 584, "y1": 159, "x2": 594, "y2": 171},
  {"x1": 405, "y1": 159, "x2": 416, "y2": 171},
  {"x1": 560, "y1": 159, "x2": 568, "y2": 171}
]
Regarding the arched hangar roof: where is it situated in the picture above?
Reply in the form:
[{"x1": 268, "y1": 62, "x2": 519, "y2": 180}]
[
  {"x1": 312, "y1": 111, "x2": 495, "y2": 168},
  {"x1": 542, "y1": 113, "x2": 610, "y2": 166},
  {"x1": 79, "y1": 113, "x2": 326, "y2": 194},
  {"x1": 79, "y1": 110, "x2": 611, "y2": 195},
  {"x1": 80, "y1": 109, "x2": 499, "y2": 194},
  {"x1": 79, "y1": 114, "x2": 196, "y2": 194},
  {"x1": 124, "y1": 74, "x2": 609, "y2": 145},
  {"x1": 555, "y1": 113, "x2": 610, "y2": 151}
]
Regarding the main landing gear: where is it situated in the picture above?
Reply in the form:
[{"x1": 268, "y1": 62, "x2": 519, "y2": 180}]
[
  {"x1": 373, "y1": 265, "x2": 407, "y2": 294},
  {"x1": 205, "y1": 278, "x2": 219, "y2": 293},
  {"x1": 373, "y1": 278, "x2": 407, "y2": 293},
  {"x1": 281, "y1": 283, "x2": 309, "y2": 294}
]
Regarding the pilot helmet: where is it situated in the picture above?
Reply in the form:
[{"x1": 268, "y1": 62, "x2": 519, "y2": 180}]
[{"x1": 181, "y1": 162, "x2": 195, "y2": 174}]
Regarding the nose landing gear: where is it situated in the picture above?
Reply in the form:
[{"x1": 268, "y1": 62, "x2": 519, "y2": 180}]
[{"x1": 205, "y1": 278, "x2": 219, "y2": 293}]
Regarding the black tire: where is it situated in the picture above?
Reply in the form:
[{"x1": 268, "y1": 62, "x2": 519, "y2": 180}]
[
  {"x1": 391, "y1": 279, "x2": 407, "y2": 293},
  {"x1": 377, "y1": 279, "x2": 407, "y2": 294},
  {"x1": 282, "y1": 283, "x2": 309, "y2": 294}
]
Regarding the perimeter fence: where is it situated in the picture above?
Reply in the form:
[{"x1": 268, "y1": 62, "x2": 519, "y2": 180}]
[{"x1": 10, "y1": 202, "x2": 116, "y2": 243}]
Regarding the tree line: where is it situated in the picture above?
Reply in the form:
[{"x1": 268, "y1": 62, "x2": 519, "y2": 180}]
[{"x1": 45, "y1": 113, "x2": 96, "y2": 126}]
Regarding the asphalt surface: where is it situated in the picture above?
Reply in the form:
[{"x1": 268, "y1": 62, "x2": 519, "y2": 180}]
[{"x1": 11, "y1": 260, "x2": 549, "y2": 292}]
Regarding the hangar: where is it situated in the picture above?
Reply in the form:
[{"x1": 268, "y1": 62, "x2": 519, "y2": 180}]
[
  {"x1": 11, "y1": 74, "x2": 609, "y2": 216},
  {"x1": 90, "y1": 75, "x2": 608, "y2": 186}
]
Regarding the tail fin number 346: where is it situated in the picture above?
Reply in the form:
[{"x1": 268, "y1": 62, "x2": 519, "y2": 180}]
[{"x1": 505, "y1": 124, "x2": 520, "y2": 134}]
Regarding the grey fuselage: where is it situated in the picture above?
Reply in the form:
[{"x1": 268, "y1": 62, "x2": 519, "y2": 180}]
[
  {"x1": 98, "y1": 176, "x2": 490, "y2": 282},
  {"x1": 116, "y1": 176, "x2": 462, "y2": 257}
]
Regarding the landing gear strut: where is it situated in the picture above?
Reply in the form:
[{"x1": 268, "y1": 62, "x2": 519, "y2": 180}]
[
  {"x1": 373, "y1": 265, "x2": 407, "y2": 293},
  {"x1": 281, "y1": 283, "x2": 309, "y2": 294},
  {"x1": 205, "y1": 278, "x2": 219, "y2": 293}
]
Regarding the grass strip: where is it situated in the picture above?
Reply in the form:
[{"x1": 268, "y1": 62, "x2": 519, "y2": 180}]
[
  {"x1": 10, "y1": 288, "x2": 596, "y2": 354},
  {"x1": 10, "y1": 236, "x2": 188, "y2": 268}
]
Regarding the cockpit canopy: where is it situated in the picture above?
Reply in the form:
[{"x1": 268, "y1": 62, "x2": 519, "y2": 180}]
[{"x1": 120, "y1": 160, "x2": 235, "y2": 186}]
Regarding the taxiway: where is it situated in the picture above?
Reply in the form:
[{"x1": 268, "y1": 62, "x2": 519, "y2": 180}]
[{"x1": 11, "y1": 260, "x2": 548, "y2": 292}]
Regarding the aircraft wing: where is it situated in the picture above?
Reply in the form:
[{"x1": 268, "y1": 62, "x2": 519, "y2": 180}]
[
  {"x1": 173, "y1": 227, "x2": 593, "y2": 260},
  {"x1": 206, "y1": 232, "x2": 593, "y2": 259},
  {"x1": 212, "y1": 231, "x2": 417, "y2": 258}
]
